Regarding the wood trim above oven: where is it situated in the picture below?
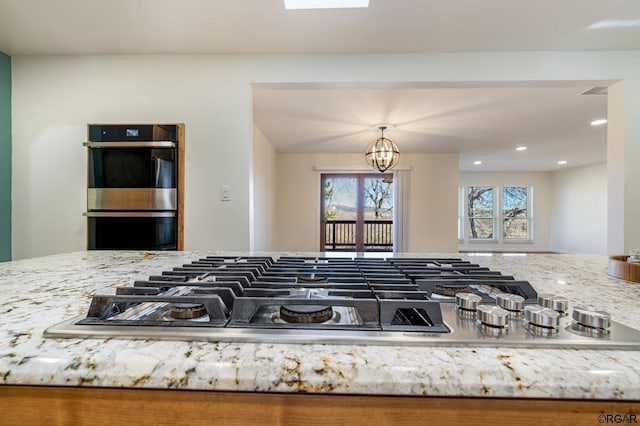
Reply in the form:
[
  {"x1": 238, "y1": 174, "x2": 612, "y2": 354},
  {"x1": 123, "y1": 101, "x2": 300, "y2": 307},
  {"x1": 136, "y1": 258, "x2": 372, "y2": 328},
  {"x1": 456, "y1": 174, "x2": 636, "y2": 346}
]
[{"x1": 177, "y1": 123, "x2": 185, "y2": 251}]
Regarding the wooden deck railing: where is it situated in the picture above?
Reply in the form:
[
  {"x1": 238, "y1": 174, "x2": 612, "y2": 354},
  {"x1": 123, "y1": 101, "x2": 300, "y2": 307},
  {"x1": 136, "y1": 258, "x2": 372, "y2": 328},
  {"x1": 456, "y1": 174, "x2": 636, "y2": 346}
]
[{"x1": 323, "y1": 220, "x2": 393, "y2": 251}]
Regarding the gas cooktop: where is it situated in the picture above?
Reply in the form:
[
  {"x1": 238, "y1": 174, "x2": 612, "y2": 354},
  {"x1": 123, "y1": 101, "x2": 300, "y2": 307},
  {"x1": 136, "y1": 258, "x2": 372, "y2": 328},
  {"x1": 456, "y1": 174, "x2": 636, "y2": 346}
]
[{"x1": 44, "y1": 256, "x2": 640, "y2": 349}]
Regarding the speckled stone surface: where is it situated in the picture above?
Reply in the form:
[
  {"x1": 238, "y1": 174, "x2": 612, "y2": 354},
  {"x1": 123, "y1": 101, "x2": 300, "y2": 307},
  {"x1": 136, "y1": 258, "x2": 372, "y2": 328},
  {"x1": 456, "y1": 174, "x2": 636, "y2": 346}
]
[{"x1": 1, "y1": 250, "x2": 639, "y2": 399}]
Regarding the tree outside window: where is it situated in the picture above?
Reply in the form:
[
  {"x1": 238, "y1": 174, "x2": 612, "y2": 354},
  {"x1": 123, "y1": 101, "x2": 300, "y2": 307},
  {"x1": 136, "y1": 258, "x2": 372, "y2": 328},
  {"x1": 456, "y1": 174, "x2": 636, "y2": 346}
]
[
  {"x1": 467, "y1": 186, "x2": 494, "y2": 239},
  {"x1": 363, "y1": 177, "x2": 393, "y2": 220},
  {"x1": 503, "y1": 186, "x2": 529, "y2": 239},
  {"x1": 323, "y1": 180, "x2": 336, "y2": 220}
]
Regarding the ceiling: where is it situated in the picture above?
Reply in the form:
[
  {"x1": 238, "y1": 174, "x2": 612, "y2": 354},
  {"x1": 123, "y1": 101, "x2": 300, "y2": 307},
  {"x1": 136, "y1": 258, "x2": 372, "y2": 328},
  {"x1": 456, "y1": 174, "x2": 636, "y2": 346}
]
[
  {"x1": 1, "y1": 0, "x2": 635, "y2": 171},
  {"x1": 1, "y1": 0, "x2": 639, "y2": 55},
  {"x1": 253, "y1": 82, "x2": 609, "y2": 171}
]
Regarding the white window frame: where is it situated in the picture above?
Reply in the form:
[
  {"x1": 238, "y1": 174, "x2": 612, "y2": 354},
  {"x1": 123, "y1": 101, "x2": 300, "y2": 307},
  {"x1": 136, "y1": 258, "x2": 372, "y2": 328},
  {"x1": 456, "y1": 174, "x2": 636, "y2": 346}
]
[
  {"x1": 460, "y1": 185, "x2": 533, "y2": 244},
  {"x1": 501, "y1": 186, "x2": 533, "y2": 242},
  {"x1": 457, "y1": 186, "x2": 464, "y2": 242},
  {"x1": 466, "y1": 185, "x2": 497, "y2": 242}
]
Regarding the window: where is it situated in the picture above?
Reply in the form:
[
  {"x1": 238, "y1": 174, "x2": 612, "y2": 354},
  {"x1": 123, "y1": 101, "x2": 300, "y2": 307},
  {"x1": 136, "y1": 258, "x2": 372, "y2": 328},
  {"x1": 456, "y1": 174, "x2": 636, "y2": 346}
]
[
  {"x1": 503, "y1": 186, "x2": 529, "y2": 240},
  {"x1": 460, "y1": 185, "x2": 532, "y2": 243},
  {"x1": 457, "y1": 186, "x2": 464, "y2": 240},
  {"x1": 467, "y1": 186, "x2": 494, "y2": 240}
]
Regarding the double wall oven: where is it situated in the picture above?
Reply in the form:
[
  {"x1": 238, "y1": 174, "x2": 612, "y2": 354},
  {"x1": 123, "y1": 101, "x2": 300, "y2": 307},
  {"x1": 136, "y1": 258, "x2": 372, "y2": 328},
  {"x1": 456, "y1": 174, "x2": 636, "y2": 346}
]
[{"x1": 84, "y1": 124, "x2": 184, "y2": 250}]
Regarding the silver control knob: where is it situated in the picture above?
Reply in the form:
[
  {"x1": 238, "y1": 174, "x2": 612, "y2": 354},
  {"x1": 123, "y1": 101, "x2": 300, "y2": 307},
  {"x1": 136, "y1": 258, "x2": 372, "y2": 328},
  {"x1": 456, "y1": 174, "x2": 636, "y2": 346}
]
[
  {"x1": 456, "y1": 293, "x2": 482, "y2": 311},
  {"x1": 524, "y1": 304, "x2": 560, "y2": 329},
  {"x1": 572, "y1": 306, "x2": 611, "y2": 331},
  {"x1": 477, "y1": 305, "x2": 509, "y2": 328},
  {"x1": 496, "y1": 293, "x2": 525, "y2": 313},
  {"x1": 537, "y1": 293, "x2": 568, "y2": 314}
]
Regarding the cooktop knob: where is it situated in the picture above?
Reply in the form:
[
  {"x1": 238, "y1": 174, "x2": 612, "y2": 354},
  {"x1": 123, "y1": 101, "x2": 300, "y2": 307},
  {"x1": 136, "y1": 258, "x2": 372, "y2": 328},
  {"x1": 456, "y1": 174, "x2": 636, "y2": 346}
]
[
  {"x1": 524, "y1": 304, "x2": 560, "y2": 332},
  {"x1": 496, "y1": 293, "x2": 525, "y2": 313},
  {"x1": 572, "y1": 306, "x2": 611, "y2": 335},
  {"x1": 456, "y1": 292, "x2": 482, "y2": 311},
  {"x1": 537, "y1": 293, "x2": 568, "y2": 314},
  {"x1": 477, "y1": 305, "x2": 509, "y2": 328}
]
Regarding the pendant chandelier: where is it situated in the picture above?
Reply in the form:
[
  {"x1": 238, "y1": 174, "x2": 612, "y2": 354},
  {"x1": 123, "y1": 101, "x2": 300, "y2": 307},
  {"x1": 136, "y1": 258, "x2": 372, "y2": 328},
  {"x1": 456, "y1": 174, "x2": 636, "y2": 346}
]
[{"x1": 365, "y1": 125, "x2": 400, "y2": 173}]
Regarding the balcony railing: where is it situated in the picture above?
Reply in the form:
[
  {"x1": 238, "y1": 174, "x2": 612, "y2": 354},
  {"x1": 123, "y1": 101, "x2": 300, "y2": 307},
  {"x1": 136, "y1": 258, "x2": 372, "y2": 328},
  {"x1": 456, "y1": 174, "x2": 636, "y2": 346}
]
[{"x1": 323, "y1": 220, "x2": 393, "y2": 251}]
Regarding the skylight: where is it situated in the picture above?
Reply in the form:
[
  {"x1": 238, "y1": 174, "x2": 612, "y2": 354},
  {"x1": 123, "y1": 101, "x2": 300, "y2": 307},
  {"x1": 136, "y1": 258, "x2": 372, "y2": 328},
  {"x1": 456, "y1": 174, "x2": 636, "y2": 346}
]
[
  {"x1": 587, "y1": 20, "x2": 640, "y2": 30},
  {"x1": 284, "y1": 0, "x2": 369, "y2": 10}
]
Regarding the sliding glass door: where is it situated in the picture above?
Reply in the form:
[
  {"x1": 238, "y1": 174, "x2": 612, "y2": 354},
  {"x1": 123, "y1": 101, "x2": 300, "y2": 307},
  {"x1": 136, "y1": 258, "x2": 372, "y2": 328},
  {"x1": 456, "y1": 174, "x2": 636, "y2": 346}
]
[{"x1": 321, "y1": 173, "x2": 393, "y2": 252}]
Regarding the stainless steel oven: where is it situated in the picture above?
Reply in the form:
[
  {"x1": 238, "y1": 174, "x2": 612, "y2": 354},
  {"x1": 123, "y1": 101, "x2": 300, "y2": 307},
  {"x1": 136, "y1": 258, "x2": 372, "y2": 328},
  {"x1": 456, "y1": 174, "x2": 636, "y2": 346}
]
[
  {"x1": 86, "y1": 212, "x2": 177, "y2": 250},
  {"x1": 85, "y1": 124, "x2": 183, "y2": 250}
]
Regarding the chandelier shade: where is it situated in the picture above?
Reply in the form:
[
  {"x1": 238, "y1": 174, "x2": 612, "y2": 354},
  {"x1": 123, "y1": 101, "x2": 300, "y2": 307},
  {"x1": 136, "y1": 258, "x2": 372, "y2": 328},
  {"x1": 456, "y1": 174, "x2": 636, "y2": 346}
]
[{"x1": 365, "y1": 126, "x2": 400, "y2": 173}]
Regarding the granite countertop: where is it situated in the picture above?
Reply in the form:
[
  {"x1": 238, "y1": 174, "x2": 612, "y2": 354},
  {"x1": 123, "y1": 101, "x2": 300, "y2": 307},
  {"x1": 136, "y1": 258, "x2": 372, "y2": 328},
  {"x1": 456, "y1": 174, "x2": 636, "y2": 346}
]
[{"x1": 1, "y1": 250, "x2": 640, "y2": 399}]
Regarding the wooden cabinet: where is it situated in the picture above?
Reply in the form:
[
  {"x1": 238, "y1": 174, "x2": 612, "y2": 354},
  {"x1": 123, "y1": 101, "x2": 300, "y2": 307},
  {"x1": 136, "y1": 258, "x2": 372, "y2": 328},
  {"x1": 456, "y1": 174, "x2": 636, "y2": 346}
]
[{"x1": 1, "y1": 386, "x2": 638, "y2": 425}]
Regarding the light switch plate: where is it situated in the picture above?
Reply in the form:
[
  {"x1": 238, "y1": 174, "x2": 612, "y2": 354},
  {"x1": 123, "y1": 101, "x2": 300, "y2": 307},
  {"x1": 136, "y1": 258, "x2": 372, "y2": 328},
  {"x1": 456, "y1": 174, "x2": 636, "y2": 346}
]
[{"x1": 220, "y1": 185, "x2": 231, "y2": 201}]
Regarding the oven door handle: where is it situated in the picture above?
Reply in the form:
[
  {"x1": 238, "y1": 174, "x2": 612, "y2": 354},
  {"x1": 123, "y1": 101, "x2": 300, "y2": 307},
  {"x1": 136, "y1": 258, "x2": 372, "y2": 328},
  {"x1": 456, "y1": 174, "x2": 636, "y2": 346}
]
[
  {"x1": 83, "y1": 141, "x2": 176, "y2": 148},
  {"x1": 83, "y1": 212, "x2": 176, "y2": 218}
]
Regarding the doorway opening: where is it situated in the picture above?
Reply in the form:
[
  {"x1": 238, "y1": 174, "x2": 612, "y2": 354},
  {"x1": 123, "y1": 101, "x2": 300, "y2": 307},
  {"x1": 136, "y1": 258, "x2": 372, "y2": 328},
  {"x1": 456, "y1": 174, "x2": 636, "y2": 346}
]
[{"x1": 321, "y1": 173, "x2": 394, "y2": 252}]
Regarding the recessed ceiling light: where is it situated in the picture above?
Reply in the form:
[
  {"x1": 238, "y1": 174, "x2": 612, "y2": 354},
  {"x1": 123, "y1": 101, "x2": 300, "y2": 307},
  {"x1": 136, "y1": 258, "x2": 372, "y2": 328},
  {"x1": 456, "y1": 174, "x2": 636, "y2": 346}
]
[
  {"x1": 473, "y1": 160, "x2": 482, "y2": 165},
  {"x1": 587, "y1": 20, "x2": 640, "y2": 30},
  {"x1": 557, "y1": 160, "x2": 568, "y2": 165},
  {"x1": 590, "y1": 119, "x2": 607, "y2": 126},
  {"x1": 515, "y1": 146, "x2": 527, "y2": 151},
  {"x1": 284, "y1": 0, "x2": 369, "y2": 9}
]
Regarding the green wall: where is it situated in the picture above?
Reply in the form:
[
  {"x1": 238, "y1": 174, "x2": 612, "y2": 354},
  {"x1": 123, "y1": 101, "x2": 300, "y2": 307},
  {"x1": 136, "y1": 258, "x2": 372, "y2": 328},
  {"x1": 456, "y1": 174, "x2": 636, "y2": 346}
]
[{"x1": 0, "y1": 52, "x2": 10, "y2": 261}]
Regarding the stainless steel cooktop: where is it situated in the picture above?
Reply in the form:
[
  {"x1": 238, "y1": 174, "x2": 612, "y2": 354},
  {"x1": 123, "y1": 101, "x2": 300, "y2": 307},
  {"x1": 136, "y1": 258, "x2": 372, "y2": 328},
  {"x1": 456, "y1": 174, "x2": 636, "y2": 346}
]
[{"x1": 44, "y1": 256, "x2": 640, "y2": 349}]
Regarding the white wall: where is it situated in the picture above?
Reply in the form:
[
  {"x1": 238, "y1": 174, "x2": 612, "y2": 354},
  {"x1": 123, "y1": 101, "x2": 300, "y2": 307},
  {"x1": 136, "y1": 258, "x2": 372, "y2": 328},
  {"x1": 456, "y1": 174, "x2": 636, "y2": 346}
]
[
  {"x1": 550, "y1": 162, "x2": 607, "y2": 254},
  {"x1": 11, "y1": 51, "x2": 640, "y2": 259},
  {"x1": 607, "y1": 81, "x2": 626, "y2": 254},
  {"x1": 607, "y1": 78, "x2": 640, "y2": 253},
  {"x1": 251, "y1": 125, "x2": 277, "y2": 251},
  {"x1": 273, "y1": 153, "x2": 459, "y2": 252},
  {"x1": 459, "y1": 172, "x2": 552, "y2": 252},
  {"x1": 403, "y1": 154, "x2": 459, "y2": 252},
  {"x1": 12, "y1": 56, "x2": 254, "y2": 259}
]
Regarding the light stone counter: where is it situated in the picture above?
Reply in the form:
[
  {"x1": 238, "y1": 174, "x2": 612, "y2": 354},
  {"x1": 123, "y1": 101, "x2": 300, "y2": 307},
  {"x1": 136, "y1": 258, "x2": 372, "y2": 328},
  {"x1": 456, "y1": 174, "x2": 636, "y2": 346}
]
[{"x1": 1, "y1": 250, "x2": 639, "y2": 400}]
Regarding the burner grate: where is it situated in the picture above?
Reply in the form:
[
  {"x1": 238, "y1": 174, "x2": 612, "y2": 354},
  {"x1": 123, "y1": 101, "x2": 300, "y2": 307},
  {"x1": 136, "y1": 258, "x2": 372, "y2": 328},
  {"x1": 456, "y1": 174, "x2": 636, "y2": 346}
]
[{"x1": 78, "y1": 293, "x2": 230, "y2": 327}]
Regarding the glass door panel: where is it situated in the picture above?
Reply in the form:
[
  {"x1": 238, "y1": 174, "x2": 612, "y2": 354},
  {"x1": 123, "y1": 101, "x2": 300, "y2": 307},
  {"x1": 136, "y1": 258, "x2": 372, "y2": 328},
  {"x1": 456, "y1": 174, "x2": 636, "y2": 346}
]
[
  {"x1": 363, "y1": 175, "x2": 393, "y2": 250},
  {"x1": 321, "y1": 174, "x2": 393, "y2": 252},
  {"x1": 322, "y1": 176, "x2": 358, "y2": 251}
]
